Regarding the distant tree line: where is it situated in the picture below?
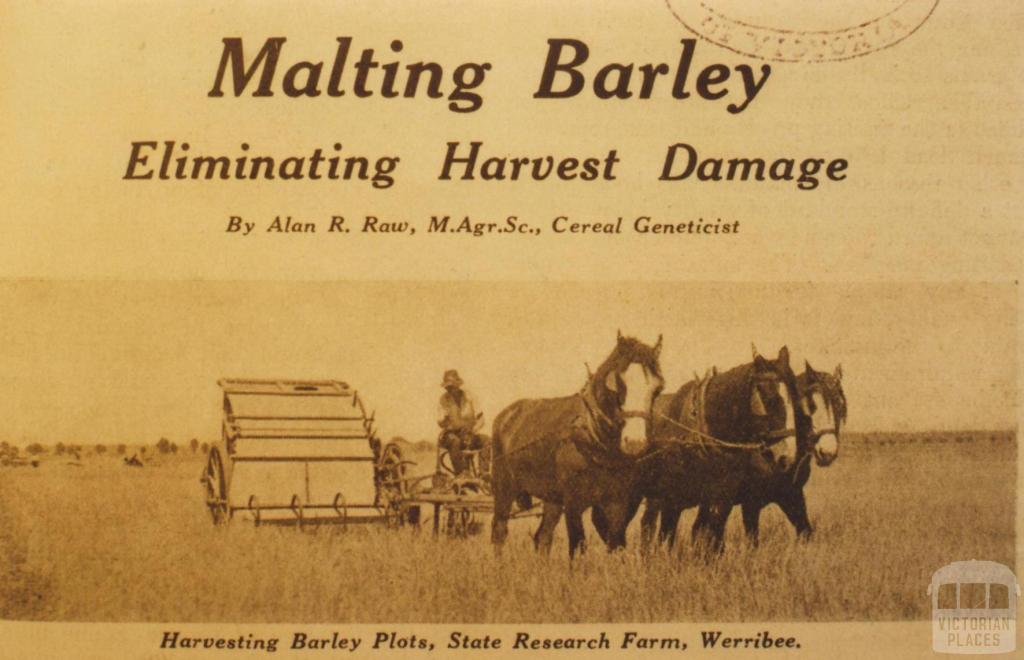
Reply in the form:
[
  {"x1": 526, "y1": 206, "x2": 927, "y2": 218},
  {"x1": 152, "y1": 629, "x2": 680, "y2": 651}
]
[{"x1": 1, "y1": 437, "x2": 212, "y2": 459}]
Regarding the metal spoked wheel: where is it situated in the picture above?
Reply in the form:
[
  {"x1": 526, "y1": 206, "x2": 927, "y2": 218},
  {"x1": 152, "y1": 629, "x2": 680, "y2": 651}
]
[
  {"x1": 332, "y1": 493, "x2": 348, "y2": 529},
  {"x1": 290, "y1": 494, "x2": 305, "y2": 529},
  {"x1": 445, "y1": 507, "x2": 473, "y2": 537},
  {"x1": 438, "y1": 447, "x2": 457, "y2": 477},
  {"x1": 248, "y1": 495, "x2": 262, "y2": 527},
  {"x1": 202, "y1": 449, "x2": 230, "y2": 525},
  {"x1": 378, "y1": 442, "x2": 408, "y2": 528},
  {"x1": 445, "y1": 481, "x2": 481, "y2": 538}
]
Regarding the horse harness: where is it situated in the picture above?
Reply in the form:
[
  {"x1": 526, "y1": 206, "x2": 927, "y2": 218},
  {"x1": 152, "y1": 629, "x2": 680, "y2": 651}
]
[
  {"x1": 646, "y1": 368, "x2": 797, "y2": 461},
  {"x1": 802, "y1": 382, "x2": 841, "y2": 443},
  {"x1": 488, "y1": 378, "x2": 636, "y2": 475},
  {"x1": 497, "y1": 374, "x2": 648, "y2": 470},
  {"x1": 571, "y1": 381, "x2": 640, "y2": 469}
]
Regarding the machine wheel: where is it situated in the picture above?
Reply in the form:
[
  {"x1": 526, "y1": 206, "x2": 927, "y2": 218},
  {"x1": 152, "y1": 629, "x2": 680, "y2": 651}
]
[
  {"x1": 202, "y1": 448, "x2": 230, "y2": 524},
  {"x1": 378, "y1": 442, "x2": 408, "y2": 527},
  {"x1": 438, "y1": 439, "x2": 489, "y2": 485},
  {"x1": 444, "y1": 481, "x2": 482, "y2": 537},
  {"x1": 445, "y1": 506, "x2": 473, "y2": 537},
  {"x1": 438, "y1": 447, "x2": 457, "y2": 477}
]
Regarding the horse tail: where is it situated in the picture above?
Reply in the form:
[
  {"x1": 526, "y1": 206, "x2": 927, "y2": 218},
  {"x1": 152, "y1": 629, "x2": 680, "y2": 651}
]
[
  {"x1": 490, "y1": 407, "x2": 508, "y2": 470},
  {"x1": 490, "y1": 400, "x2": 527, "y2": 462},
  {"x1": 490, "y1": 404, "x2": 515, "y2": 496},
  {"x1": 492, "y1": 405, "x2": 534, "y2": 513},
  {"x1": 490, "y1": 402, "x2": 522, "y2": 547}
]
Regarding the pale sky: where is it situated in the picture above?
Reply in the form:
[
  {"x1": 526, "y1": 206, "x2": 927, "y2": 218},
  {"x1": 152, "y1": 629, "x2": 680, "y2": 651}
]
[{"x1": 0, "y1": 281, "x2": 1014, "y2": 446}]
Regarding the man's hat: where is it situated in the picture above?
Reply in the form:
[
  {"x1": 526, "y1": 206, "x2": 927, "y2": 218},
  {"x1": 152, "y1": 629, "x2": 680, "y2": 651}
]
[{"x1": 441, "y1": 369, "x2": 463, "y2": 387}]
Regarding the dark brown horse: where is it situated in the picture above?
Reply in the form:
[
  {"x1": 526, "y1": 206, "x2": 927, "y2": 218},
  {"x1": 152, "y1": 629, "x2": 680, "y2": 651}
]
[
  {"x1": 490, "y1": 332, "x2": 664, "y2": 559},
  {"x1": 724, "y1": 363, "x2": 846, "y2": 542},
  {"x1": 593, "y1": 345, "x2": 802, "y2": 554}
]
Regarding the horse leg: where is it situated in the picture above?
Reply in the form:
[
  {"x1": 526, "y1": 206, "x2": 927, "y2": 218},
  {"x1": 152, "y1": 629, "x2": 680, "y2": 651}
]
[
  {"x1": 707, "y1": 506, "x2": 730, "y2": 555},
  {"x1": 533, "y1": 502, "x2": 563, "y2": 556},
  {"x1": 599, "y1": 499, "x2": 632, "y2": 552},
  {"x1": 590, "y1": 506, "x2": 610, "y2": 546},
  {"x1": 694, "y1": 503, "x2": 730, "y2": 557},
  {"x1": 490, "y1": 466, "x2": 513, "y2": 553},
  {"x1": 741, "y1": 500, "x2": 762, "y2": 547},
  {"x1": 777, "y1": 488, "x2": 814, "y2": 540},
  {"x1": 564, "y1": 505, "x2": 587, "y2": 560},
  {"x1": 659, "y1": 503, "x2": 683, "y2": 549},
  {"x1": 491, "y1": 496, "x2": 511, "y2": 554},
  {"x1": 596, "y1": 482, "x2": 645, "y2": 549},
  {"x1": 690, "y1": 504, "x2": 710, "y2": 545},
  {"x1": 640, "y1": 500, "x2": 660, "y2": 553}
]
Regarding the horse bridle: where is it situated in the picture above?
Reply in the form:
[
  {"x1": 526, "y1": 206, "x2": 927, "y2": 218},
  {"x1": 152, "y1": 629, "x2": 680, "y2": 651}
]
[
  {"x1": 751, "y1": 371, "x2": 798, "y2": 448},
  {"x1": 576, "y1": 366, "x2": 653, "y2": 455},
  {"x1": 798, "y1": 383, "x2": 840, "y2": 446},
  {"x1": 806, "y1": 427, "x2": 839, "y2": 442},
  {"x1": 761, "y1": 427, "x2": 798, "y2": 446},
  {"x1": 649, "y1": 368, "x2": 795, "y2": 457}
]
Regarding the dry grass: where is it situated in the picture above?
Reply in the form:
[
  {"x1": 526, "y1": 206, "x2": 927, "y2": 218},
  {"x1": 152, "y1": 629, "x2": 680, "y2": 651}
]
[{"x1": 0, "y1": 433, "x2": 1014, "y2": 623}]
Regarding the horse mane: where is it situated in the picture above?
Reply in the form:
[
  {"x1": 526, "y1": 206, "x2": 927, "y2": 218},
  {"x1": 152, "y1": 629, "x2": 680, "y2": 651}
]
[
  {"x1": 666, "y1": 356, "x2": 794, "y2": 444},
  {"x1": 592, "y1": 335, "x2": 663, "y2": 380},
  {"x1": 817, "y1": 372, "x2": 848, "y2": 424},
  {"x1": 664, "y1": 361, "x2": 754, "y2": 438},
  {"x1": 668, "y1": 361, "x2": 751, "y2": 411},
  {"x1": 703, "y1": 361, "x2": 754, "y2": 408},
  {"x1": 583, "y1": 335, "x2": 663, "y2": 443},
  {"x1": 588, "y1": 336, "x2": 662, "y2": 403}
]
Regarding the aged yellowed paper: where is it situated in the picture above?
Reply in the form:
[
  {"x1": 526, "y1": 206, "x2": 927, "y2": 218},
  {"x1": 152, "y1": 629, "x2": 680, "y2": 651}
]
[{"x1": 0, "y1": 1, "x2": 1020, "y2": 658}]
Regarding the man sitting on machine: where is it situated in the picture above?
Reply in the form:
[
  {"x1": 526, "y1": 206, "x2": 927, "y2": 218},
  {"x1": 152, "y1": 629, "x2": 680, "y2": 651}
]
[{"x1": 437, "y1": 369, "x2": 485, "y2": 476}]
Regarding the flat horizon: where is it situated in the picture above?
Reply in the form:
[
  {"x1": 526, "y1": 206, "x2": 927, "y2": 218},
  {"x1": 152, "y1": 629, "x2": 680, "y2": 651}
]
[{"x1": 0, "y1": 281, "x2": 1015, "y2": 445}]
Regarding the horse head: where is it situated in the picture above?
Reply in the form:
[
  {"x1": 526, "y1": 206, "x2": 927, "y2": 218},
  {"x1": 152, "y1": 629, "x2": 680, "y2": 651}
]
[
  {"x1": 798, "y1": 362, "x2": 846, "y2": 466},
  {"x1": 749, "y1": 344, "x2": 801, "y2": 469},
  {"x1": 587, "y1": 331, "x2": 665, "y2": 456}
]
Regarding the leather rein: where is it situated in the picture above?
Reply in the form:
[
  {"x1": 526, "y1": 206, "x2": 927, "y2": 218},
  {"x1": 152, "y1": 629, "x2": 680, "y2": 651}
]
[
  {"x1": 572, "y1": 371, "x2": 651, "y2": 465},
  {"x1": 646, "y1": 370, "x2": 797, "y2": 459},
  {"x1": 489, "y1": 370, "x2": 648, "y2": 468}
]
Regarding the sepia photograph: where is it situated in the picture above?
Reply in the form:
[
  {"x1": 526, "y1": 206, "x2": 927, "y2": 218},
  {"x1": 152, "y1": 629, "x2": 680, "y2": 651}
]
[
  {"x1": 0, "y1": 280, "x2": 1013, "y2": 625},
  {"x1": 2, "y1": 0, "x2": 1021, "y2": 656}
]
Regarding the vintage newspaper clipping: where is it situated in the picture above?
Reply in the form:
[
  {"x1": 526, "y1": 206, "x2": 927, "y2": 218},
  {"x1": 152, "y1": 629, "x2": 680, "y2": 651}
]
[{"x1": 0, "y1": 1, "x2": 1020, "y2": 658}]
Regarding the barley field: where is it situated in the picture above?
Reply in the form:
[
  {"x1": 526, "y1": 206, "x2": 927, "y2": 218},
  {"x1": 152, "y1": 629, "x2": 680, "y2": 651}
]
[{"x1": 0, "y1": 432, "x2": 1014, "y2": 623}]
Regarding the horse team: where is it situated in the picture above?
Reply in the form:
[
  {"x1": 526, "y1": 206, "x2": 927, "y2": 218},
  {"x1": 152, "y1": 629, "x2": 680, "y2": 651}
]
[{"x1": 490, "y1": 332, "x2": 846, "y2": 559}]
